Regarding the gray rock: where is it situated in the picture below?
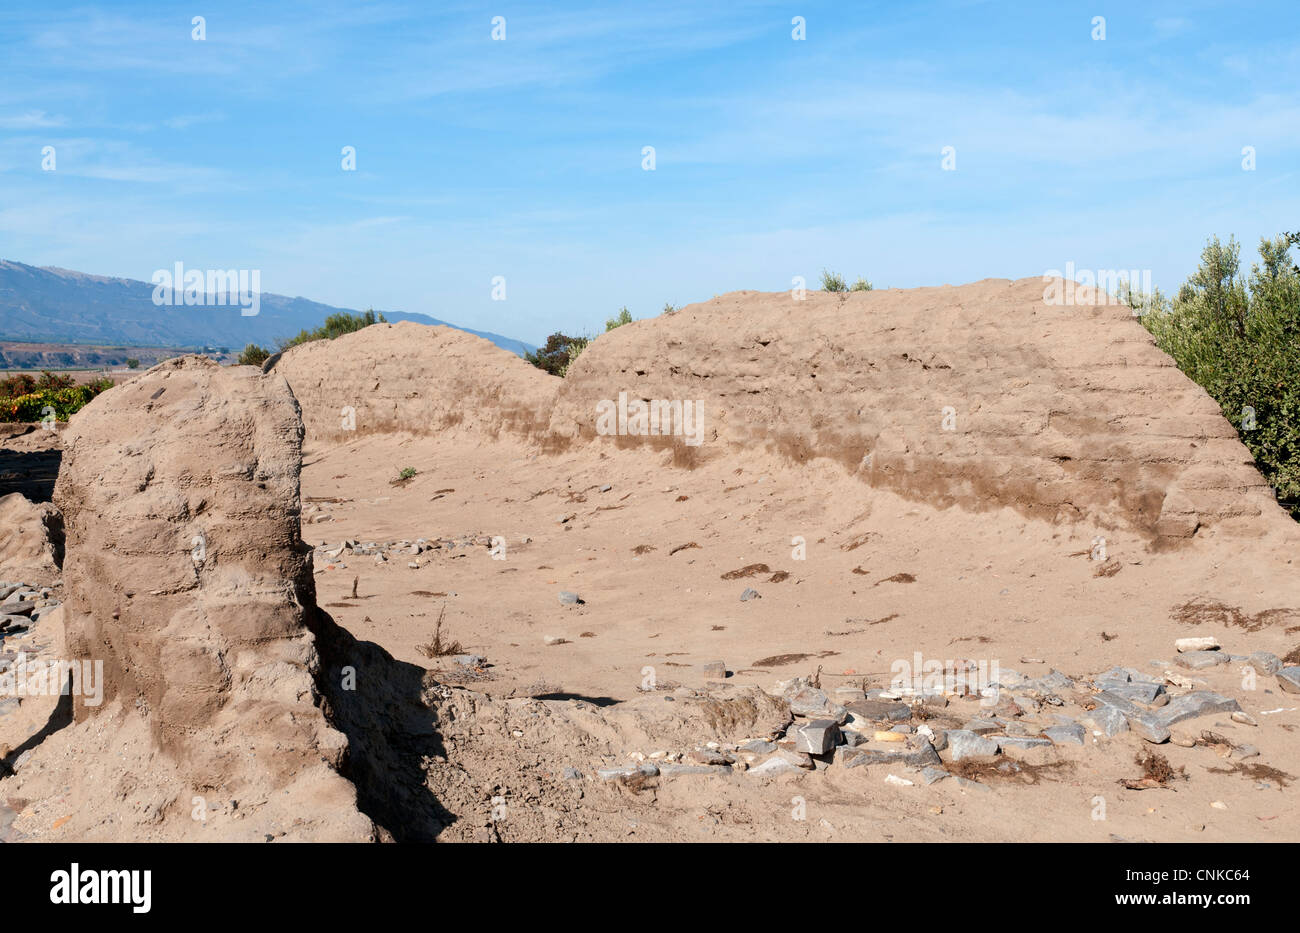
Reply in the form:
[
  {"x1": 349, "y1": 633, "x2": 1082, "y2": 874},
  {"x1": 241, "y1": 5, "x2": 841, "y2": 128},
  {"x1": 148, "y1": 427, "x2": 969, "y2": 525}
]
[
  {"x1": 995, "y1": 735, "x2": 1052, "y2": 751},
  {"x1": 1176, "y1": 650, "x2": 1229, "y2": 671},
  {"x1": 845, "y1": 698, "x2": 911, "y2": 723},
  {"x1": 793, "y1": 719, "x2": 840, "y2": 755},
  {"x1": 659, "y1": 762, "x2": 732, "y2": 777},
  {"x1": 1082, "y1": 706, "x2": 1130, "y2": 737},
  {"x1": 739, "y1": 739, "x2": 777, "y2": 755},
  {"x1": 787, "y1": 685, "x2": 845, "y2": 719},
  {"x1": 1091, "y1": 690, "x2": 1171, "y2": 743},
  {"x1": 955, "y1": 776, "x2": 991, "y2": 793},
  {"x1": 962, "y1": 718, "x2": 1000, "y2": 735},
  {"x1": 1043, "y1": 722, "x2": 1086, "y2": 746},
  {"x1": 597, "y1": 763, "x2": 659, "y2": 781},
  {"x1": 557, "y1": 590, "x2": 583, "y2": 605},
  {"x1": 748, "y1": 755, "x2": 804, "y2": 776},
  {"x1": 1248, "y1": 652, "x2": 1283, "y2": 675},
  {"x1": 1277, "y1": 667, "x2": 1300, "y2": 694},
  {"x1": 840, "y1": 729, "x2": 867, "y2": 747},
  {"x1": 1094, "y1": 679, "x2": 1164, "y2": 704},
  {"x1": 919, "y1": 766, "x2": 950, "y2": 785},
  {"x1": 452, "y1": 654, "x2": 486, "y2": 668},
  {"x1": 702, "y1": 659, "x2": 727, "y2": 680},
  {"x1": 0, "y1": 601, "x2": 34, "y2": 617},
  {"x1": 561, "y1": 766, "x2": 582, "y2": 780},
  {"x1": 839, "y1": 741, "x2": 941, "y2": 769},
  {"x1": 740, "y1": 587, "x2": 761, "y2": 602},
  {"x1": 1021, "y1": 670, "x2": 1074, "y2": 694},
  {"x1": 945, "y1": 730, "x2": 1000, "y2": 760},
  {"x1": 1155, "y1": 691, "x2": 1242, "y2": 727}
]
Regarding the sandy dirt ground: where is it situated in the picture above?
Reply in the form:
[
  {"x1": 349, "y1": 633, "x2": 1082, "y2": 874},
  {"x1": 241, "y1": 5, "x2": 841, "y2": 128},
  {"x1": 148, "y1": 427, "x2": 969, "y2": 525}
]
[{"x1": 296, "y1": 429, "x2": 1300, "y2": 842}]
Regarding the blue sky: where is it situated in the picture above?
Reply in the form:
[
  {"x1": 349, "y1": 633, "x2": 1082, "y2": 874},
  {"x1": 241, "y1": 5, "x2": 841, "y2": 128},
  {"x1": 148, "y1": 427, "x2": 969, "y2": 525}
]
[{"x1": 1, "y1": 1, "x2": 1297, "y2": 344}]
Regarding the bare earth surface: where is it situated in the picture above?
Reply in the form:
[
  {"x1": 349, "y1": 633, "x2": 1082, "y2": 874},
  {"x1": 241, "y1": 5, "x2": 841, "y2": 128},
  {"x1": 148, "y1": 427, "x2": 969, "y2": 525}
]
[{"x1": 2, "y1": 278, "x2": 1299, "y2": 842}]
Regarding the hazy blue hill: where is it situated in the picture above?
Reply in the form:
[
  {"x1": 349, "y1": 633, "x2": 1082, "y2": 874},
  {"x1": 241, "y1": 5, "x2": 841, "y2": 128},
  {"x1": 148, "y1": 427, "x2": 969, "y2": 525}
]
[{"x1": 0, "y1": 260, "x2": 535, "y2": 357}]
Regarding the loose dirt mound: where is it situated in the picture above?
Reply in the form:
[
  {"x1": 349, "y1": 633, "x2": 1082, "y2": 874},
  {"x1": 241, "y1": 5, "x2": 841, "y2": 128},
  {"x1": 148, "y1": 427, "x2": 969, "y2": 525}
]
[
  {"x1": 2, "y1": 356, "x2": 373, "y2": 841},
  {"x1": 271, "y1": 322, "x2": 556, "y2": 444}
]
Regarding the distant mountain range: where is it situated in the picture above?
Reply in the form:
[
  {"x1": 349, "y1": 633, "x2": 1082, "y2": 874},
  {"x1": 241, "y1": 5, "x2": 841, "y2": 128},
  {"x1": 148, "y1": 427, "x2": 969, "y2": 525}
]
[{"x1": 0, "y1": 260, "x2": 535, "y2": 357}]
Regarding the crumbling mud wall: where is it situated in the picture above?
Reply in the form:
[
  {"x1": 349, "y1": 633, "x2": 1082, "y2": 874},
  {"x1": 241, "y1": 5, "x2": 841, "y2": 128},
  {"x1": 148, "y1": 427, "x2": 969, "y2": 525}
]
[
  {"x1": 49, "y1": 356, "x2": 373, "y2": 840},
  {"x1": 550, "y1": 278, "x2": 1282, "y2": 540},
  {"x1": 270, "y1": 322, "x2": 557, "y2": 444},
  {"x1": 272, "y1": 279, "x2": 1287, "y2": 542}
]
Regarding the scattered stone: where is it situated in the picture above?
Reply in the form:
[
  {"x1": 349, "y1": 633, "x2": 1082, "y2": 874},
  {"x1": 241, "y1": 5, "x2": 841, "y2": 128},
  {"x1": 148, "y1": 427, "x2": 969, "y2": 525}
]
[
  {"x1": 1247, "y1": 652, "x2": 1283, "y2": 675},
  {"x1": 748, "y1": 755, "x2": 803, "y2": 776},
  {"x1": 561, "y1": 766, "x2": 582, "y2": 780},
  {"x1": 453, "y1": 654, "x2": 486, "y2": 668},
  {"x1": 838, "y1": 742, "x2": 941, "y2": 769},
  {"x1": 945, "y1": 730, "x2": 1000, "y2": 761},
  {"x1": 702, "y1": 660, "x2": 727, "y2": 680},
  {"x1": 793, "y1": 719, "x2": 840, "y2": 755},
  {"x1": 597, "y1": 763, "x2": 659, "y2": 781},
  {"x1": 1175, "y1": 637, "x2": 1221, "y2": 653},
  {"x1": 1043, "y1": 722, "x2": 1086, "y2": 746},
  {"x1": 1082, "y1": 706, "x2": 1130, "y2": 737},
  {"x1": 687, "y1": 747, "x2": 732, "y2": 766},
  {"x1": 740, "y1": 588, "x2": 761, "y2": 602},
  {"x1": 1231, "y1": 711, "x2": 1258, "y2": 727},
  {"x1": 1095, "y1": 679, "x2": 1164, "y2": 704},
  {"x1": 919, "y1": 766, "x2": 950, "y2": 785},
  {"x1": 739, "y1": 739, "x2": 776, "y2": 755},
  {"x1": 1231, "y1": 744, "x2": 1260, "y2": 760},
  {"x1": 1157, "y1": 691, "x2": 1242, "y2": 728},
  {"x1": 659, "y1": 763, "x2": 732, "y2": 777},
  {"x1": 786, "y1": 685, "x2": 845, "y2": 720},
  {"x1": 543, "y1": 635, "x2": 570, "y2": 646},
  {"x1": 557, "y1": 591, "x2": 583, "y2": 605},
  {"x1": 1092, "y1": 691, "x2": 1171, "y2": 743},
  {"x1": 1012, "y1": 694, "x2": 1041, "y2": 714},
  {"x1": 845, "y1": 698, "x2": 911, "y2": 724},
  {"x1": 955, "y1": 776, "x2": 991, "y2": 793},
  {"x1": 995, "y1": 735, "x2": 1052, "y2": 751},
  {"x1": 1176, "y1": 651, "x2": 1229, "y2": 671},
  {"x1": 884, "y1": 774, "x2": 914, "y2": 787},
  {"x1": 962, "y1": 718, "x2": 1000, "y2": 735},
  {"x1": 1277, "y1": 668, "x2": 1300, "y2": 694}
]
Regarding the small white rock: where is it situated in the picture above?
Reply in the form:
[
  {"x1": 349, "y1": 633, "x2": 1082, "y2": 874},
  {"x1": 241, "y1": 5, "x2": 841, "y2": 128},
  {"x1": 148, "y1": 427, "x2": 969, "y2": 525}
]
[{"x1": 1175, "y1": 637, "x2": 1220, "y2": 653}]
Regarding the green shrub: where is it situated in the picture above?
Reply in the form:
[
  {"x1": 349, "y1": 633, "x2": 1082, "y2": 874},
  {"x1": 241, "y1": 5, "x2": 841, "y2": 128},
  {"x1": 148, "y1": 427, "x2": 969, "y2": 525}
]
[
  {"x1": 605, "y1": 307, "x2": 633, "y2": 331},
  {"x1": 238, "y1": 343, "x2": 271, "y2": 367},
  {"x1": 850, "y1": 277, "x2": 873, "y2": 292},
  {"x1": 126, "y1": 358, "x2": 140, "y2": 369},
  {"x1": 278, "y1": 308, "x2": 387, "y2": 350},
  {"x1": 819, "y1": 269, "x2": 847, "y2": 293},
  {"x1": 1136, "y1": 233, "x2": 1300, "y2": 517},
  {"x1": 525, "y1": 333, "x2": 589, "y2": 377}
]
